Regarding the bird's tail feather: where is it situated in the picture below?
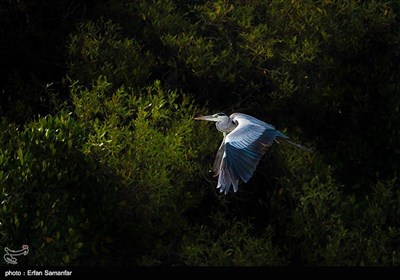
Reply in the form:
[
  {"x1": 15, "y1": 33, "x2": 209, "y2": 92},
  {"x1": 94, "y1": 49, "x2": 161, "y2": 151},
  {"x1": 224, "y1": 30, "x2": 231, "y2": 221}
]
[{"x1": 282, "y1": 139, "x2": 312, "y2": 152}]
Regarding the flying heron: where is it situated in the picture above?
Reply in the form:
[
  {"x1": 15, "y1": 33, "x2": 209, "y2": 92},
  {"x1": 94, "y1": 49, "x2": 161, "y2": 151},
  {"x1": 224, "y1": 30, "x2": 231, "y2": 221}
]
[{"x1": 195, "y1": 112, "x2": 311, "y2": 194}]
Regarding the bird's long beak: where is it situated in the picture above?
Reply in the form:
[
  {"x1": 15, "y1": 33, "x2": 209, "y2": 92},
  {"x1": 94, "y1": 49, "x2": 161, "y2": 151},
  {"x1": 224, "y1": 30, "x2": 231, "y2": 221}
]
[{"x1": 194, "y1": 115, "x2": 217, "y2": 122}]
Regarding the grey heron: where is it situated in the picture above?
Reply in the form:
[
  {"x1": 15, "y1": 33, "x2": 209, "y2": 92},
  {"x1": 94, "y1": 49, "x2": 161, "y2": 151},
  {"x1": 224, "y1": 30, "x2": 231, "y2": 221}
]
[{"x1": 195, "y1": 112, "x2": 311, "y2": 194}]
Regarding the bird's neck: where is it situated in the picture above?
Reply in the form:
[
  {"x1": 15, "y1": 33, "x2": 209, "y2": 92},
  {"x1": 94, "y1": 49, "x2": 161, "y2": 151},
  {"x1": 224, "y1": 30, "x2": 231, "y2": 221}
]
[{"x1": 216, "y1": 119, "x2": 236, "y2": 133}]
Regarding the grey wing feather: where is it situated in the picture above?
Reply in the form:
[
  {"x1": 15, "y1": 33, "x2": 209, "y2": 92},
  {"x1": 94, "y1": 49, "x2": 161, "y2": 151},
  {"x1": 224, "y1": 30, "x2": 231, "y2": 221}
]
[
  {"x1": 212, "y1": 139, "x2": 225, "y2": 177},
  {"x1": 226, "y1": 124, "x2": 276, "y2": 182},
  {"x1": 281, "y1": 138, "x2": 312, "y2": 152},
  {"x1": 217, "y1": 157, "x2": 239, "y2": 194}
]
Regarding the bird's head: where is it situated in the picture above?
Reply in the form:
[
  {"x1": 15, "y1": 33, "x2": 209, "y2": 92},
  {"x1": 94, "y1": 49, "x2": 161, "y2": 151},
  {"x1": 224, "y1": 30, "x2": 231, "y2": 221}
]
[{"x1": 194, "y1": 112, "x2": 228, "y2": 122}]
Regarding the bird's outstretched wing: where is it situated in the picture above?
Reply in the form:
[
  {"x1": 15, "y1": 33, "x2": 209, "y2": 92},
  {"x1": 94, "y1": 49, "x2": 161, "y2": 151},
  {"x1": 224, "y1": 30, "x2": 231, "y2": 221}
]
[{"x1": 216, "y1": 113, "x2": 281, "y2": 194}]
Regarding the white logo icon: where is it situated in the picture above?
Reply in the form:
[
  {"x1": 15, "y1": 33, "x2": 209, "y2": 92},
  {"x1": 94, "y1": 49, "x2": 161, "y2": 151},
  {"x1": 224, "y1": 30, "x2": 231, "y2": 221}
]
[{"x1": 4, "y1": 245, "x2": 29, "y2": 265}]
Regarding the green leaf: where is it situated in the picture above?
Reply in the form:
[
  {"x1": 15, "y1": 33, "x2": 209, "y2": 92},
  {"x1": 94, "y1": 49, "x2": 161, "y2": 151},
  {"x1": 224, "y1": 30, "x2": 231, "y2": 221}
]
[
  {"x1": 17, "y1": 147, "x2": 24, "y2": 165},
  {"x1": 63, "y1": 255, "x2": 70, "y2": 264},
  {"x1": 49, "y1": 143, "x2": 56, "y2": 156},
  {"x1": 55, "y1": 231, "x2": 61, "y2": 241}
]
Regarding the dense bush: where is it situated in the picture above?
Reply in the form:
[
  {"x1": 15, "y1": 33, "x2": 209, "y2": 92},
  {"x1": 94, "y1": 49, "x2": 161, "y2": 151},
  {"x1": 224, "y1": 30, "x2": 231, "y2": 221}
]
[
  {"x1": 0, "y1": 113, "x2": 126, "y2": 265},
  {"x1": 70, "y1": 77, "x2": 214, "y2": 264},
  {"x1": 67, "y1": 20, "x2": 155, "y2": 88},
  {"x1": 180, "y1": 214, "x2": 286, "y2": 266},
  {"x1": 0, "y1": 76, "x2": 214, "y2": 265},
  {"x1": 1, "y1": 0, "x2": 400, "y2": 266}
]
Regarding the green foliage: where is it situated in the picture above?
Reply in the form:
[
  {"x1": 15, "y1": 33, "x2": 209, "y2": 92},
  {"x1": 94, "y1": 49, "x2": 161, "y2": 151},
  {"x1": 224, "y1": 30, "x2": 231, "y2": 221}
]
[
  {"x1": 180, "y1": 213, "x2": 286, "y2": 266},
  {"x1": 1, "y1": 0, "x2": 400, "y2": 267},
  {"x1": 0, "y1": 114, "x2": 126, "y2": 265},
  {"x1": 70, "y1": 77, "x2": 214, "y2": 264},
  {"x1": 67, "y1": 19, "x2": 155, "y2": 88},
  {"x1": 275, "y1": 146, "x2": 400, "y2": 265},
  {"x1": 0, "y1": 78, "x2": 215, "y2": 265}
]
